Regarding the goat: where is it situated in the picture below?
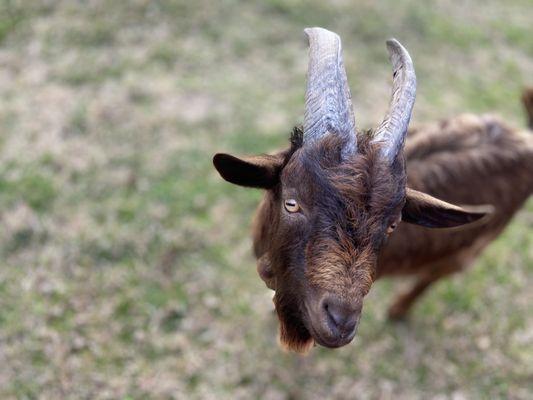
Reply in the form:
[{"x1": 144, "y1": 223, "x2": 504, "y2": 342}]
[{"x1": 213, "y1": 28, "x2": 533, "y2": 352}]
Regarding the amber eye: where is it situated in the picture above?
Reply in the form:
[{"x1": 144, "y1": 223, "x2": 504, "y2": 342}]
[
  {"x1": 386, "y1": 222, "x2": 398, "y2": 234},
  {"x1": 284, "y1": 199, "x2": 300, "y2": 213}
]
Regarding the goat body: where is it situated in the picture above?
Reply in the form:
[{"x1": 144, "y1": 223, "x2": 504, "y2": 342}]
[{"x1": 379, "y1": 108, "x2": 533, "y2": 318}]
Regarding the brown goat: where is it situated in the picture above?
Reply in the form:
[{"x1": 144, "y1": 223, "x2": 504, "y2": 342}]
[{"x1": 213, "y1": 28, "x2": 533, "y2": 352}]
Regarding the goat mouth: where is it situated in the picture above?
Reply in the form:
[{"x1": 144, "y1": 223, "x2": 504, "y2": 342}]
[{"x1": 307, "y1": 323, "x2": 357, "y2": 348}]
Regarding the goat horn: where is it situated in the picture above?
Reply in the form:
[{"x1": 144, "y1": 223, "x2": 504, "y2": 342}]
[
  {"x1": 303, "y1": 27, "x2": 357, "y2": 158},
  {"x1": 372, "y1": 39, "x2": 416, "y2": 164}
]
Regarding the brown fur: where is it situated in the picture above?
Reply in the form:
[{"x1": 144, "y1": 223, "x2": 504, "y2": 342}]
[{"x1": 248, "y1": 133, "x2": 407, "y2": 351}]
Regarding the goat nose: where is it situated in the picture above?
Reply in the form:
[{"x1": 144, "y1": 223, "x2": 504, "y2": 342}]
[{"x1": 323, "y1": 298, "x2": 360, "y2": 336}]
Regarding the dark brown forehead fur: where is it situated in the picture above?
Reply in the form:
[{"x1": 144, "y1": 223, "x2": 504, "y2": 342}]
[{"x1": 283, "y1": 128, "x2": 406, "y2": 243}]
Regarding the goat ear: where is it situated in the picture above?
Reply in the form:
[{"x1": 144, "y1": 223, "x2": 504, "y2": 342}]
[
  {"x1": 213, "y1": 153, "x2": 284, "y2": 189},
  {"x1": 402, "y1": 188, "x2": 493, "y2": 228}
]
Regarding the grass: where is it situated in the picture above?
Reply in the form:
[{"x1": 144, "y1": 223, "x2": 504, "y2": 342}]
[{"x1": 0, "y1": 0, "x2": 531, "y2": 398}]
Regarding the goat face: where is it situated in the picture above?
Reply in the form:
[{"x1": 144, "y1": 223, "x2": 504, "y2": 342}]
[
  {"x1": 262, "y1": 132, "x2": 406, "y2": 351},
  {"x1": 213, "y1": 28, "x2": 489, "y2": 351}
]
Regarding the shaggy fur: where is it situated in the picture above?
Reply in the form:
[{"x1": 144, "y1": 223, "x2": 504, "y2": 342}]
[{"x1": 247, "y1": 132, "x2": 409, "y2": 351}]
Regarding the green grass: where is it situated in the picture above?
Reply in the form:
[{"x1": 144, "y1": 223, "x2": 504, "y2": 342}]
[
  {"x1": 0, "y1": 0, "x2": 531, "y2": 398},
  {"x1": 0, "y1": 168, "x2": 57, "y2": 212}
]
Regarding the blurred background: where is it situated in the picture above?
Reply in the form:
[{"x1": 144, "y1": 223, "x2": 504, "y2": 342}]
[{"x1": 0, "y1": 0, "x2": 531, "y2": 398}]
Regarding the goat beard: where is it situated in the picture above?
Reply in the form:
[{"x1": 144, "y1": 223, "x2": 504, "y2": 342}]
[{"x1": 274, "y1": 291, "x2": 314, "y2": 353}]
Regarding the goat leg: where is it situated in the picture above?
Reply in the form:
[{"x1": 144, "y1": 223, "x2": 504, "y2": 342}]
[{"x1": 387, "y1": 274, "x2": 441, "y2": 320}]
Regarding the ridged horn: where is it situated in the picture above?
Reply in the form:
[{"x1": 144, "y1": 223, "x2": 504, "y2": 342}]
[
  {"x1": 303, "y1": 27, "x2": 357, "y2": 158},
  {"x1": 371, "y1": 39, "x2": 416, "y2": 164}
]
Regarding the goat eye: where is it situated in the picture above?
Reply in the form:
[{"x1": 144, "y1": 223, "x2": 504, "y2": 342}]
[
  {"x1": 387, "y1": 222, "x2": 398, "y2": 234},
  {"x1": 284, "y1": 199, "x2": 300, "y2": 213}
]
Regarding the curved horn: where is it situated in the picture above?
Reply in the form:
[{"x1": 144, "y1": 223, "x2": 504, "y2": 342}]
[
  {"x1": 371, "y1": 39, "x2": 416, "y2": 164},
  {"x1": 303, "y1": 27, "x2": 357, "y2": 157}
]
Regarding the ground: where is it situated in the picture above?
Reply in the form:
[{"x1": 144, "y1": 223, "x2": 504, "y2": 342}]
[{"x1": 0, "y1": 0, "x2": 531, "y2": 399}]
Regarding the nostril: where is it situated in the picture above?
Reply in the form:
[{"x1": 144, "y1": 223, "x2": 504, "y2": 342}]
[
  {"x1": 324, "y1": 302, "x2": 341, "y2": 327},
  {"x1": 323, "y1": 299, "x2": 359, "y2": 335}
]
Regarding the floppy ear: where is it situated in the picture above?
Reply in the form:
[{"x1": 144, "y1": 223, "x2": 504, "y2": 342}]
[
  {"x1": 213, "y1": 153, "x2": 284, "y2": 189},
  {"x1": 402, "y1": 188, "x2": 494, "y2": 228}
]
